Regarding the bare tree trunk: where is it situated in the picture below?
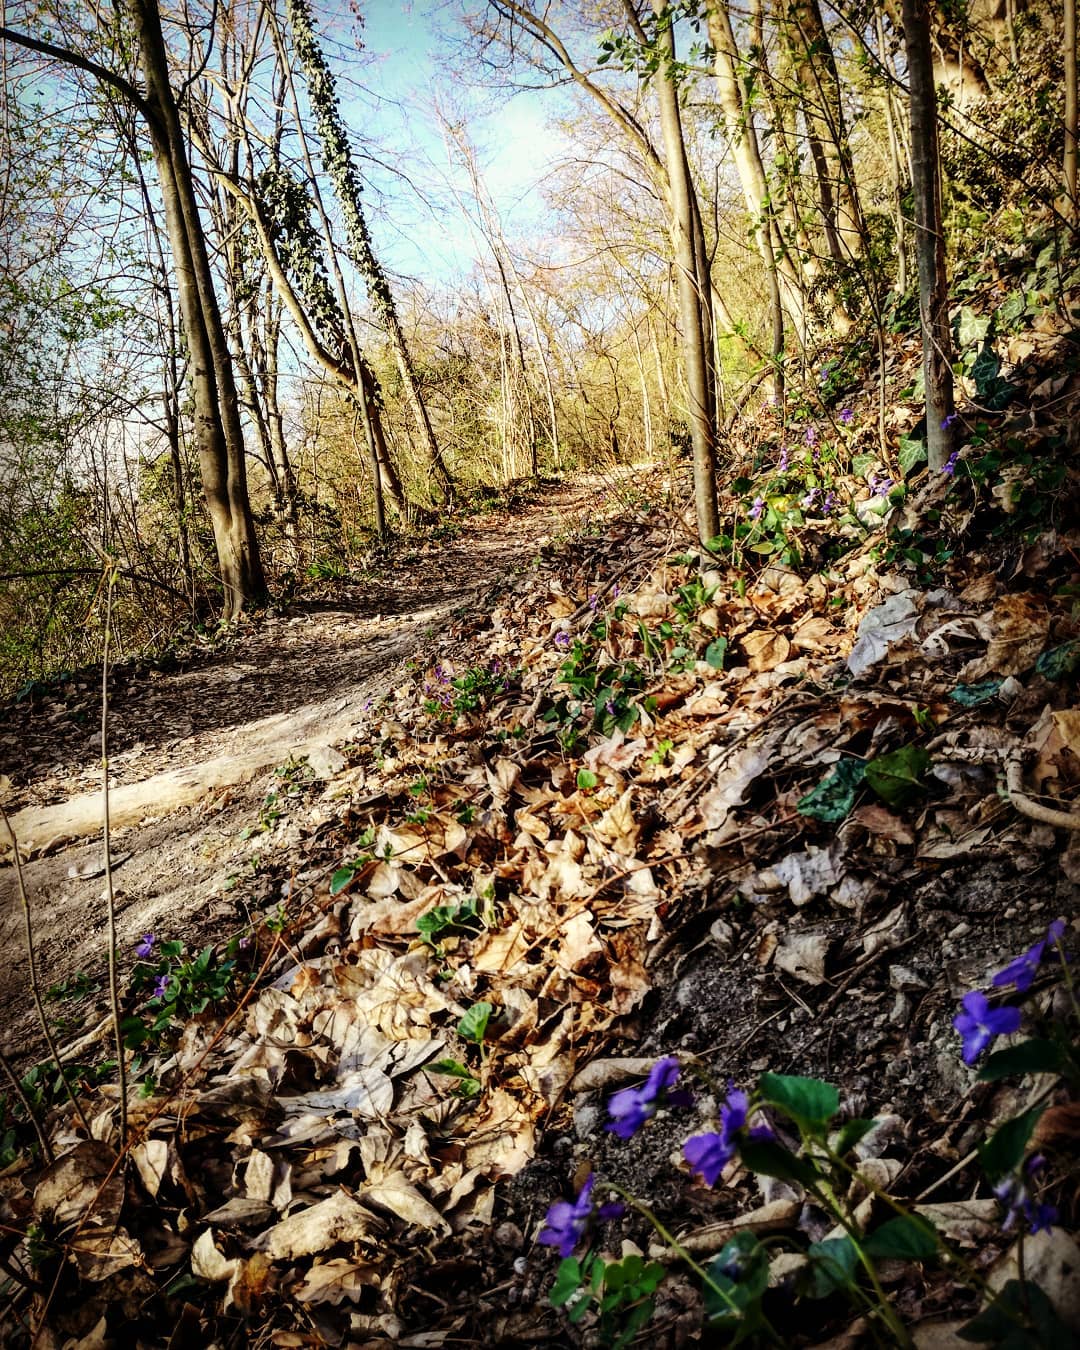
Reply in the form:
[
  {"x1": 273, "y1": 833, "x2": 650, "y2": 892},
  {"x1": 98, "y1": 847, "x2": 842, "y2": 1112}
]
[
  {"x1": 649, "y1": 0, "x2": 719, "y2": 543},
  {"x1": 708, "y1": 1, "x2": 802, "y2": 370},
  {"x1": 1066, "y1": 0, "x2": 1078, "y2": 221},
  {"x1": 126, "y1": 0, "x2": 266, "y2": 617},
  {"x1": 902, "y1": 0, "x2": 955, "y2": 469}
]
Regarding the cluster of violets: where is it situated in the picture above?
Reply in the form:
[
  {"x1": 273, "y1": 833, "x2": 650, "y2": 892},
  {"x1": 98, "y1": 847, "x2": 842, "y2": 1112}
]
[
  {"x1": 952, "y1": 919, "x2": 1065, "y2": 1064},
  {"x1": 539, "y1": 919, "x2": 1068, "y2": 1262},
  {"x1": 423, "y1": 661, "x2": 454, "y2": 710},
  {"x1": 539, "y1": 1057, "x2": 771, "y2": 1258}
]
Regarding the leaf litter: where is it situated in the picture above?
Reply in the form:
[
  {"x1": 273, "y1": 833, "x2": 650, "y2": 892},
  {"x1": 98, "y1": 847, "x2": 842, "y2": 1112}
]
[{"x1": 3, "y1": 440, "x2": 1080, "y2": 1345}]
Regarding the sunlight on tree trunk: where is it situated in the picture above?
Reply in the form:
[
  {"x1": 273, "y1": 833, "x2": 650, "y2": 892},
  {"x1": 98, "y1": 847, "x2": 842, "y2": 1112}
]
[{"x1": 902, "y1": 0, "x2": 955, "y2": 471}]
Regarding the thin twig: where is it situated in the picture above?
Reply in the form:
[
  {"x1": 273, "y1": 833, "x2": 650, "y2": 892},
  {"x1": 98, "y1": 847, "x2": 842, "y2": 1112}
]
[
  {"x1": 0, "y1": 808, "x2": 91, "y2": 1138},
  {"x1": 101, "y1": 564, "x2": 128, "y2": 1147},
  {"x1": 0, "y1": 1048, "x2": 52, "y2": 1164}
]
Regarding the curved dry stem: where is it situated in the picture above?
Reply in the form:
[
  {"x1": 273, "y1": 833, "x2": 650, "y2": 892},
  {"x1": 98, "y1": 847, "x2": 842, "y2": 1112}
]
[{"x1": 0, "y1": 808, "x2": 91, "y2": 1139}]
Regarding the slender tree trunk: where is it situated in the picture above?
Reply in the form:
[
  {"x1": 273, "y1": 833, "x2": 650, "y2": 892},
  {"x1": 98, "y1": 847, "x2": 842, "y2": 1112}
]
[
  {"x1": 708, "y1": 1, "x2": 802, "y2": 371},
  {"x1": 650, "y1": 0, "x2": 719, "y2": 543},
  {"x1": 902, "y1": 0, "x2": 955, "y2": 469},
  {"x1": 1066, "y1": 0, "x2": 1078, "y2": 221},
  {"x1": 124, "y1": 0, "x2": 267, "y2": 616}
]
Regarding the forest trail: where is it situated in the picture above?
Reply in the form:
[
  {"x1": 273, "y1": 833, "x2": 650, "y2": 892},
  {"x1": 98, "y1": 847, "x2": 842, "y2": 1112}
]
[{"x1": 0, "y1": 470, "x2": 637, "y2": 1065}]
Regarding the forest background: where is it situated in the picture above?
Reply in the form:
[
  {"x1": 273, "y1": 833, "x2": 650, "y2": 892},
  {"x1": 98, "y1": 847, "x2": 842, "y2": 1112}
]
[{"x1": 2, "y1": 0, "x2": 1074, "y2": 696}]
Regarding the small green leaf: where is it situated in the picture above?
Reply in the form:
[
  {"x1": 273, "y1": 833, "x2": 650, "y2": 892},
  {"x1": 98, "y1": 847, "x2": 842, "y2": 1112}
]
[
  {"x1": 329, "y1": 865, "x2": 356, "y2": 896},
  {"x1": 797, "y1": 758, "x2": 867, "y2": 823},
  {"x1": 949, "y1": 679, "x2": 1004, "y2": 707},
  {"x1": 550, "y1": 1257, "x2": 584, "y2": 1309},
  {"x1": 703, "y1": 1232, "x2": 769, "y2": 1337},
  {"x1": 977, "y1": 1038, "x2": 1065, "y2": 1082},
  {"x1": 863, "y1": 1214, "x2": 938, "y2": 1262},
  {"x1": 739, "y1": 1138, "x2": 822, "y2": 1189},
  {"x1": 457, "y1": 1001, "x2": 493, "y2": 1044},
  {"x1": 978, "y1": 1105, "x2": 1046, "y2": 1181},
  {"x1": 833, "y1": 1117, "x2": 878, "y2": 1156},
  {"x1": 576, "y1": 768, "x2": 598, "y2": 790},
  {"x1": 806, "y1": 1237, "x2": 859, "y2": 1297},
  {"x1": 865, "y1": 745, "x2": 931, "y2": 806},
  {"x1": 429, "y1": 1058, "x2": 472, "y2": 1079},
  {"x1": 704, "y1": 637, "x2": 728, "y2": 669},
  {"x1": 959, "y1": 1278, "x2": 1066, "y2": 1344},
  {"x1": 760, "y1": 1073, "x2": 840, "y2": 1127},
  {"x1": 1036, "y1": 640, "x2": 1080, "y2": 680},
  {"x1": 899, "y1": 437, "x2": 928, "y2": 476}
]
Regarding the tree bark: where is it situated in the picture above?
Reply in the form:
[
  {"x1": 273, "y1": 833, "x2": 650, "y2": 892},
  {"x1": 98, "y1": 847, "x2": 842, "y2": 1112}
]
[
  {"x1": 649, "y1": 1, "x2": 719, "y2": 543},
  {"x1": 902, "y1": 0, "x2": 955, "y2": 470},
  {"x1": 708, "y1": 1, "x2": 804, "y2": 367},
  {"x1": 125, "y1": 0, "x2": 267, "y2": 617}
]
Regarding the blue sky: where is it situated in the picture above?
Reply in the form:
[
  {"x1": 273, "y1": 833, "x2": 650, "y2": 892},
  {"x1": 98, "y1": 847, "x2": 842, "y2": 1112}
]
[{"x1": 340, "y1": 1, "x2": 569, "y2": 284}]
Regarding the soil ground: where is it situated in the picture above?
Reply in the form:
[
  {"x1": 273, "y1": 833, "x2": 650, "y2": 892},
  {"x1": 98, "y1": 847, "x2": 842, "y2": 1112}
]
[{"x1": 0, "y1": 473, "x2": 630, "y2": 1070}]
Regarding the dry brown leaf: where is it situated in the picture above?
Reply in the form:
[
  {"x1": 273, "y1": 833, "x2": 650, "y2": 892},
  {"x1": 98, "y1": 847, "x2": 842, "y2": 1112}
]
[
  {"x1": 192, "y1": 1228, "x2": 240, "y2": 1283},
  {"x1": 774, "y1": 931, "x2": 830, "y2": 985},
  {"x1": 293, "y1": 1257, "x2": 381, "y2": 1305},
  {"x1": 258, "y1": 1190, "x2": 383, "y2": 1260},
  {"x1": 962, "y1": 593, "x2": 1050, "y2": 679},
  {"x1": 363, "y1": 1172, "x2": 450, "y2": 1235},
  {"x1": 740, "y1": 629, "x2": 791, "y2": 672}
]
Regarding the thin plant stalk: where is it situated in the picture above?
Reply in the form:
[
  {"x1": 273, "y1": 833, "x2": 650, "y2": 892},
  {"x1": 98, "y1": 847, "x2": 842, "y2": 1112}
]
[
  {"x1": 0, "y1": 809, "x2": 91, "y2": 1138},
  {"x1": 100, "y1": 565, "x2": 128, "y2": 1147},
  {"x1": 0, "y1": 1047, "x2": 52, "y2": 1164}
]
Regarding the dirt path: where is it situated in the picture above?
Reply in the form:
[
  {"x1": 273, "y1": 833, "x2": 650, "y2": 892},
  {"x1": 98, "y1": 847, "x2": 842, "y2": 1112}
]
[{"x1": 0, "y1": 473, "x2": 631, "y2": 1066}]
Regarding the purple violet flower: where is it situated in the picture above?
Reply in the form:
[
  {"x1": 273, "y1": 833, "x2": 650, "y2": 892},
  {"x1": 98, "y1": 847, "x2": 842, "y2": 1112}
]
[
  {"x1": 823, "y1": 490, "x2": 837, "y2": 515},
  {"x1": 953, "y1": 990, "x2": 1023, "y2": 1064},
  {"x1": 869, "y1": 472, "x2": 894, "y2": 498},
  {"x1": 684, "y1": 1085, "x2": 772, "y2": 1187},
  {"x1": 941, "y1": 450, "x2": 960, "y2": 476},
  {"x1": 801, "y1": 487, "x2": 819, "y2": 510},
  {"x1": 994, "y1": 1156, "x2": 1058, "y2": 1234},
  {"x1": 804, "y1": 426, "x2": 818, "y2": 446},
  {"x1": 778, "y1": 447, "x2": 790, "y2": 472},
  {"x1": 606, "y1": 1056, "x2": 690, "y2": 1140},
  {"x1": 839, "y1": 408, "x2": 854, "y2": 425},
  {"x1": 991, "y1": 920, "x2": 1066, "y2": 994},
  {"x1": 537, "y1": 1174, "x2": 624, "y2": 1257},
  {"x1": 135, "y1": 933, "x2": 156, "y2": 958},
  {"x1": 588, "y1": 594, "x2": 599, "y2": 613},
  {"x1": 152, "y1": 973, "x2": 171, "y2": 1000},
  {"x1": 749, "y1": 496, "x2": 765, "y2": 520},
  {"x1": 684, "y1": 1129, "x2": 737, "y2": 1187},
  {"x1": 941, "y1": 413, "x2": 958, "y2": 429},
  {"x1": 553, "y1": 630, "x2": 571, "y2": 649}
]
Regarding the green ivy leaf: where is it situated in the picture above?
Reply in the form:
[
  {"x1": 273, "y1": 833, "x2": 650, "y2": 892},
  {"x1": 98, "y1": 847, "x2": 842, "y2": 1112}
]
[
  {"x1": 760, "y1": 1073, "x2": 840, "y2": 1128},
  {"x1": 1036, "y1": 640, "x2": 1080, "y2": 680},
  {"x1": 797, "y1": 759, "x2": 867, "y2": 823},
  {"x1": 705, "y1": 637, "x2": 728, "y2": 669},
  {"x1": 863, "y1": 1214, "x2": 938, "y2": 1262},
  {"x1": 977, "y1": 1039, "x2": 1065, "y2": 1082},
  {"x1": 457, "y1": 1001, "x2": 493, "y2": 1045},
  {"x1": 899, "y1": 437, "x2": 928, "y2": 476},
  {"x1": 978, "y1": 1105, "x2": 1046, "y2": 1181},
  {"x1": 576, "y1": 768, "x2": 598, "y2": 790},
  {"x1": 864, "y1": 745, "x2": 931, "y2": 806},
  {"x1": 949, "y1": 679, "x2": 1004, "y2": 707}
]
